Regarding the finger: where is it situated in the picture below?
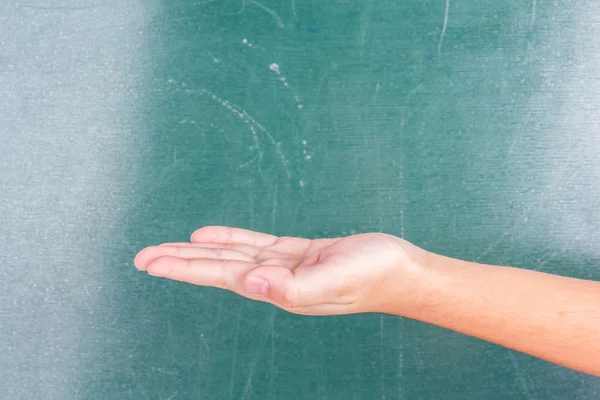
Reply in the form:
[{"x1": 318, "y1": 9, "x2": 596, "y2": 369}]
[
  {"x1": 135, "y1": 246, "x2": 254, "y2": 270},
  {"x1": 266, "y1": 237, "x2": 340, "y2": 258},
  {"x1": 264, "y1": 236, "x2": 312, "y2": 256},
  {"x1": 159, "y1": 242, "x2": 301, "y2": 268},
  {"x1": 190, "y1": 226, "x2": 278, "y2": 247},
  {"x1": 159, "y1": 242, "x2": 260, "y2": 257},
  {"x1": 254, "y1": 257, "x2": 301, "y2": 270},
  {"x1": 146, "y1": 255, "x2": 256, "y2": 290}
]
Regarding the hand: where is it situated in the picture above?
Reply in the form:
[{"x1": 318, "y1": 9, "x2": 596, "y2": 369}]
[{"x1": 134, "y1": 226, "x2": 427, "y2": 315}]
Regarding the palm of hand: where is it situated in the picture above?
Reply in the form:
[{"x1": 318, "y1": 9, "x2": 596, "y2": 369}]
[{"x1": 135, "y1": 226, "x2": 408, "y2": 315}]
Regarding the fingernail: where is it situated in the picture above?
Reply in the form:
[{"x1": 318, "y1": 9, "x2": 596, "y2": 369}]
[
  {"x1": 147, "y1": 263, "x2": 170, "y2": 277},
  {"x1": 244, "y1": 276, "x2": 269, "y2": 296}
]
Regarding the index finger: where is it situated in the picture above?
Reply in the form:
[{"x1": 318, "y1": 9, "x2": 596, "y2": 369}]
[{"x1": 191, "y1": 226, "x2": 278, "y2": 248}]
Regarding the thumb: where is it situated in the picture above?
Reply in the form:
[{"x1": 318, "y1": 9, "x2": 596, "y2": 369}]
[{"x1": 243, "y1": 266, "x2": 306, "y2": 308}]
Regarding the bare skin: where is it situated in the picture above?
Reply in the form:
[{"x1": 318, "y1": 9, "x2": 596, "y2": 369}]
[{"x1": 134, "y1": 226, "x2": 600, "y2": 377}]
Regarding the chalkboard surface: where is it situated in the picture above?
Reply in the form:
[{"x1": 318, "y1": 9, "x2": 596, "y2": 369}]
[{"x1": 2, "y1": 0, "x2": 600, "y2": 399}]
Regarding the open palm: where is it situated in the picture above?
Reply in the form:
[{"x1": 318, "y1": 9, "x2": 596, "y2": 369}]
[{"x1": 135, "y1": 226, "x2": 414, "y2": 315}]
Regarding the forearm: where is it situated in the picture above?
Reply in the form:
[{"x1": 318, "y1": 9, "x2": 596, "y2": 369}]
[{"x1": 388, "y1": 252, "x2": 600, "y2": 376}]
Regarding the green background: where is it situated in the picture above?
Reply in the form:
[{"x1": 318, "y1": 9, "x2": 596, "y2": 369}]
[{"x1": 2, "y1": 0, "x2": 600, "y2": 398}]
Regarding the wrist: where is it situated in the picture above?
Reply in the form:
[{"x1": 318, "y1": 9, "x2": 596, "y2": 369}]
[{"x1": 375, "y1": 238, "x2": 439, "y2": 319}]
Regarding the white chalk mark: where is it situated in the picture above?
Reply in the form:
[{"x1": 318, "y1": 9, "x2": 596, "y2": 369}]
[
  {"x1": 257, "y1": 152, "x2": 266, "y2": 182},
  {"x1": 237, "y1": 154, "x2": 260, "y2": 169},
  {"x1": 208, "y1": 52, "x2": 221, "y2": 64},
  {"x1": 190, "y1": 0, "x2": 218, "y2": 5},
  {"x1": 240, "y1": 319, "x2": 271, "y2": 399},
  {"x1": 508, "y1": 352, "x2": 534, "y2": 400},
  {"x1": 437, "y1": 0, "x2": 450, "y2": 55},
  {"x1": 233, "y1": 0, "x2": 246, "y2": 14},
  {"x1": 291, "y1": 0, "x2": 297, "y2": 21},
  {"x1": 200, "y1": 333, "x2": 210, "y2": 353},
  {"x1": 474, "y1": 230, "x2": 510, "y2": 261},
  {"x1": 165, "y1": 391, "x2": 178, "y2": 400},
  {"x1": 228, "y1": 318, "x2": 240, "y2": 399},
  {"x1": 262, "y1": 130, "x2": 291, "y2": 178},
  {"x1": 379, "y1": 316, "x2": 386, "y2": 398},
  {"x1": 414, "y1": 120, "x2": 427, "y2": 143},
  {"x1": 269, "y1": 64, "x2": 303, "y2": 108},
  {"x1": 249, "y1": 0, "x2": 284, "y2": 28},
  {"x1": 400, "y1": 169, "x2": 405, "y2": 238},
  {"x1": 269, "y1": 63, "x2": 281, "y2": 75},
  {"x1": 530, "y1": 0, "x2": 537, "y2": 31},
  {"x1": 176, "y1": 85, "x2": 291, "y2": 179},
  {"x1": 248, "y1": 125, "x2": 260, "y2": 150},
  {"x1": 195, "y1": 292, "x2": 250, "y2": 321},
  {"x1": 272, "y1": 182, "x2": 278, "y2": 230},
  {"x1": 299, "y1": 180, "x2": 305, "y2": 187},
  {"x1": 398, "y1": 320, "x2": 405, "y2": 399},
  {"x1": 537, "y1": 252, "x2": 559, "y2": 269},
  {"x1": 400, "y1": 209, "x2": 405, "y2": 238}
]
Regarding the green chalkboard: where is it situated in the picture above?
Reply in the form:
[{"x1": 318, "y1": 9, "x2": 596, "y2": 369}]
[{"x1": 2, "y1": 0, "x2": 600, "y2": 399}]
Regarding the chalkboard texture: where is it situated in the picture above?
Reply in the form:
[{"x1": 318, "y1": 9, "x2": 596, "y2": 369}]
[{"x1": 2, "y1": 0, "x2": 600, "y2": 399}]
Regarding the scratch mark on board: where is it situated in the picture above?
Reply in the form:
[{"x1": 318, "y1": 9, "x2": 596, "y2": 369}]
[
  {"x1": 508, "y1": 351, "x2": 534, "y2": 400},
  {"x1": 358, "y1": 0, "x2": 373, "y2": 60},
  {"x1": 237, "y1": 154, "x2": 260, "y2": 169},
  {"x1": 529, "y1": 0, "x2": 537, "y2": 32},
  {"x1": 168, "y1": 80, "x2": 291, "y2": 179},
  {"x1": 536, "y1": 251, "x2": 560, "y2": 270},
  {"x1": 472, "y1": 198, "x2": 538, "y2": 262},
  {"x1": 271, "y1": 182, "x2": 278, "y2": 231},
  {"x1": 474, "y1": 230, "x2": 510, "y2": 262},
  {"x1": 200, "y1": 333, "x2": 210, "y2": 353},
  {"x1": 234, "y1": 0, "x2": 246, "y2": 14},
  {"x1": 196, "y1": 292, "x2": 251, "y2": 322},
  {"x1": 318, "y1": 319, "x2": 326, "y2": 398},
  {"x1": 164, "y1": 390, "x2": 178, "y2": 400},
  {"x1": 415, "y1": 120, "x2": 427, "y2": 142},
  {"x1": 437, "y1": 0, "x2": 450, "y2": 56},
  {"x1": 380, "y1": 316, "x2": 386, "y2": 399},
  {"x1": 208, "y1": 51, "x2": 220, "y2": 63},
  {"x1": 257, "y1": 152, "x2": 266, "y2": 182},
  {"x1": 268, "y1": 308, "x2": 276, "y2": 400},
  {"x1": 240, "y1": 315, "x2": 272, "y2": 399},
  {"x1": 229, "y1": 317, "x2": 241, "y2": 398},
  {"x1": 249, "y1": 0, "x2": 284, "y2": 28},
  {"x1": 399, "y1": 168, "x2": 405, "y2": 238},
  {"x1": 20, "y1": 3, "x2": 103, "y2": 12},
  {"x1": 398, "y1": 318, "x2": 405, "y2": 399},
  {"x1": 506, "y1": 131, "x2": 522, "y2": 159}
]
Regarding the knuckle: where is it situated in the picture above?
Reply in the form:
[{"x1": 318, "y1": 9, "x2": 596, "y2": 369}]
[
  {"x1": 218, "y1": 260, "x2": 233, "y2": 291},
  {"x1": 280, "y1": 285, "x2": 301, "y2": 308}
]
